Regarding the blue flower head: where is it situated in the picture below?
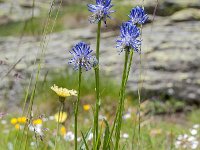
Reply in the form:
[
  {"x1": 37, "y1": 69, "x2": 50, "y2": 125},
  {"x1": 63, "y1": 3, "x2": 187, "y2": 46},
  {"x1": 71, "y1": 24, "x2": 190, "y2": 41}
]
[
  {"x1": 128, "y1": 6, "x2": 148, "y2": 25},
  {"x1": 87, "y1": 0, "x2": 114, "y2": 24},
  {"x1": 116, "y1": 22, "x2": 141, "y2": 52},
  {"x1": 69, "y1": 42, "x2": 97, "y2": 71}
]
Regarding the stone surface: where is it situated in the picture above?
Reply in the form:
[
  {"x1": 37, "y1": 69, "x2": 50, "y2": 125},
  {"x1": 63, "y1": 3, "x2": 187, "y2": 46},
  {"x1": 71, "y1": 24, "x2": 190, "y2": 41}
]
[
  {"x1": 0, "y1": 18, "x2": 200, "y2": 111},
  {"x1": 171, "y1": 8, "x2": 200, "y2": 22},
  {"x1": 0, "y1": 1, "x2": 40, "y2": 25}
]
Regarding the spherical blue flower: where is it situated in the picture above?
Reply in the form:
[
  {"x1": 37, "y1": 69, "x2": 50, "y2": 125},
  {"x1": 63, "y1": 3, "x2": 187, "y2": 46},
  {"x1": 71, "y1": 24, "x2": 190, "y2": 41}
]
[
  {"x1": 128, "y1": 6, "x2": 148, "y2": 25},
  {"x1": 69, "y1": 42, "x2": 97, "y2": 71},
  {"x1": 116, "y1": 22, "x2": 141, "y2": 52},
  {"x1": 87, "y1": 0, "x2": 114, "y2": 24}
]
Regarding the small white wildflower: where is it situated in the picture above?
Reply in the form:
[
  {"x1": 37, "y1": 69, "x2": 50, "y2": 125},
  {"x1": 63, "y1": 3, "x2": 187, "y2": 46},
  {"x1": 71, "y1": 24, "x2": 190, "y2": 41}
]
[
  {"x1": 88, "y1": 133, "x2": 93, "y2": 141},
  {"x1": 64, "y1": 131, "x2": 74, "y2": 142},
  {"x1": 42, "y1": 117, "x2": 48, "y2": 122},
  {"x1": 30, "y1": 142, "x2": 36, "y2": 146},
  {"x1": 188, "y1": 136, "x2": 196, "y2": 142},
  {"x1": 190, "y1": 129, "x2": 198, "y2": 135},
  {"x1": 193, "y1": 124, "x2": 199, "y2": 129},
  {"x1": 77, "y1": 137, "x2": 81, "y2": 142},
  {"x1": 7, "y1": 142, "x2": 13, "y2": 150},
  {"x1": 49, "y1": 116, "x2": 55, "y2": 120},
  {"x1": 175, "y1": 141, "x2": 181, "y2": 148},
  {"x1": 29, "y1": 125, "x2": 35, "y2": 132},
  {"x1": 1, "y1": 120, "x2": 7, "y2": 125},
  {"x1": 28, "y1": 124, "x2": 43, "y2": 136},
  {"x1": 182, "y1": 144, "x2": 187, "y2": 149},
  {"x1": 123, "y1": 113, "x2": 131, "y2": 120},
  {"x1": 99, "y1": 115, "x2": 107, "y2": 121},
  {"x1": 122, "y1": 133, "x2": 129, "y2": 139},
  {"x1": 191, "y1": 141, "x2": 199, "y2": 149},
  {"x1": 183, "y1": 134, "x2": 188, "y2": 139},
  {"x1": 177, "y1": 135, "x2": 183, "y2": 140}
]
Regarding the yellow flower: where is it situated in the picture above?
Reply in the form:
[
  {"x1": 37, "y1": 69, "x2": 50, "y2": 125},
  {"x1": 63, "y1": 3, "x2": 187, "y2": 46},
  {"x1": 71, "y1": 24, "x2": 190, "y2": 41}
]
[
  {"x1": 15, "y1": 124, "x2": 20, "y2": 130},
  {"x1": 10, "y1": 118, "x2": 18, "y2": 125},
  {"x1": 83, "y1": 104, "x2": 91, "y2": 111},
  {"x1": 33, "y1": 119, "x2": 43, "y2": 125},
  {"x1": 17, "y1": 117, "x2": 27, "y2": 124},
  {"x1": 54, "y1": 112, "x2": 67, "y2": 123},
  {"x1": 60, "y1": 126, "x2": 67, "y2": 136},
  {"x1": 51, "y1": 84, "x2": 77, "y2": 98}
]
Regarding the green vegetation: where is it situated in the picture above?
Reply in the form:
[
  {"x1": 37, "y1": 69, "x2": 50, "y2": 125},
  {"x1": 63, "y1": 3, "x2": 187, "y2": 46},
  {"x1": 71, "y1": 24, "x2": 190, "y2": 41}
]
[
  {"x1": 31, "y1": 70, "x2": 120, "y2": 114},
  {"x1": 0, "y1": 2, "x2": 135, "y2": 36},
  {"x1": 0, "y1": 4, "x2": 89, "y2": 36},
  {"x1": 0, "y1": 101, "x2": 199, "y2": 149}
]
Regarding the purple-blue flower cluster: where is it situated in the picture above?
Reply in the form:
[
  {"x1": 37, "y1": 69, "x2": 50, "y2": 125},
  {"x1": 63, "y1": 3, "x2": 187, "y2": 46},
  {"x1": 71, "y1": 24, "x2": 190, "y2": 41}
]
[
  {"x1": 117, "y1": 6, "x2": 148, "y2": 52},
  {"x1": 129, "y1": 6, "x2": 148, "y2": 25},
  {"x1": 87, "y1": 0, "x2": 114, "y2": 24},
  {"x1": 116, "y1": 22, "x2": 141, "y2": 52},
  {"x1": 69, "y1": 42, "x2": 97, "y2": 71}
]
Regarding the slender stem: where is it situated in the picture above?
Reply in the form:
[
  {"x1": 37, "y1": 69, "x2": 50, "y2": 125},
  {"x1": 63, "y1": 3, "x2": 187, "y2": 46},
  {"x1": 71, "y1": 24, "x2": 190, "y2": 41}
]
[
  {"x1": 137, "y1": 24, "x2": 143, "y2": 149},
  {"x1": 54, "y1": 102, "x2": 62, "y2": 150},
  {"x1": 125, "y1": 50, "x2": 134, "y2": 84},
  {"x1": 93, "y1": 21, "x2": 101, "y2": 148},
  {"x1": 75, "y1": 65, "x2": 82, "y2": 150},
  {"x1": 137, "y1": 52, "x2": 142, "y2": 149},
  {"x1": 115, "y1": 49, "x2": 129, "y2": 150},
  {"x1": 105, "y1": 50, "x2": 134, "y2": 149}
]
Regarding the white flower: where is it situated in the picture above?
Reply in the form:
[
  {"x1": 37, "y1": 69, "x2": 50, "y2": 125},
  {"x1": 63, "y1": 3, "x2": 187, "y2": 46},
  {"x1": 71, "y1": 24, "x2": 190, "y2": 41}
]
[
  {"x1": 77, "y1": 137, "x2": 81, "y2": 142},
  {"x1": 7, "y1": 142, "x2": 13, "y2": 150},
  {"x1": 190, "y1": 129, "x2": 198, "y2": 135},
  {"x1": 1, "y1": 120, "x2": 7, "y2": 125},
  {"x1": 175, "y1": 141, "x2": 181, "y2": 148},
  {"x1": 42, "y1": 117, "x2": 48, "y2": 122},
  {"x1": 177, "y1": 135, "x2": 183, "y2": 140},
  {"x1": 30, "y1": 142, "x2": 36, "y2": 146},
  {"x1": 191, "y1": 141, "x2": 199, "y2": 149},
  {"x1": 183, "y1": 134, "x2": 188, "y2": 139},
  {"x1": 123, "y1": 113, "x2": 131, "y2": 120},
  {"x1": 188, "y1": 136, "x2": 196, "y2": 142},
  {"x1": 28, "y1": 124, "x2": 43, "y2": 136},
  {"x1": 193, "y1": 124, "x2": 199, "y2": 129},
  {"x1": 122, "y1": 133, "x2": 129, "y2": 139},
  {"x1": 88, "y1": 133, "x2": 93, "y2": 141},
  {"x1": 49, "y1": 116, "x2": 55, "y2": 120},
  {"x1": 64, "y1": 131, "x2": 74, "y2": 142},
  {"x1": 99, "y1": 115, "x2": 107, "y2": 121}
]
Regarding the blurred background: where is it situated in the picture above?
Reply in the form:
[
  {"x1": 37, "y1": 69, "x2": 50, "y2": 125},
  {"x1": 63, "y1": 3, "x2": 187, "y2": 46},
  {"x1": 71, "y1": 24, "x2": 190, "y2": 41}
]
[{"x1": 0, "y1": 0, "x2": 200, "y2": 115}]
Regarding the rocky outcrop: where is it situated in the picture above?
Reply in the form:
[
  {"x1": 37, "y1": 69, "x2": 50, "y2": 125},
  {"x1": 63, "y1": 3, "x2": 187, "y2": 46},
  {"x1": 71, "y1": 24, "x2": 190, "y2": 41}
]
[
  {"x1": 0, "y1": 1, "x2": 40, "y2": 25},
  {"x1": 0, "y1": 18, "x2": 200, "y2": 111},
  {"x1": 170, "y1": 8, "x2": 200, "y2": 22}
]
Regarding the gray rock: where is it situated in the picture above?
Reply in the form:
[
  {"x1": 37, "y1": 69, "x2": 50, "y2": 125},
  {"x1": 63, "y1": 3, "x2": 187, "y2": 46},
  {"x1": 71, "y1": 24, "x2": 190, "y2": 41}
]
[
  {"x1": 0, "y1": 1, "x2": 40, "y2": 25},
  {"x1": 171, "y1": 8, "x2": 200, "y2": 22},
  {"x1": 0, "y1": 19, "x2": 200, "y2": 112}
]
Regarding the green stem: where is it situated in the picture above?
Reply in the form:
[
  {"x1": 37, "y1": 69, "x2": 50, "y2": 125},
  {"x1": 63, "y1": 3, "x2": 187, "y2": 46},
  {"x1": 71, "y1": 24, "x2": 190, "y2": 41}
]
[
  {"x1": 54, "y1": 101, "x2": 63, "y2": 150},
  {"x1": 115, "y1": 49, "x2": 129, "y2": 150},
  {"x1": 105, "y1": 49, "x2": 133, "y2": 149},
  {"x1": 125, "y1": 50, "x2": 134, "y2": 84},
  {"x1": 75, "y1": 65, "x2": 82, "y2": 150},
  {"x1": 93, "y1": 21, "x2": 101, "y2": 148},
  {"x1": 137, "y1": 24, "x2": 143, "y2": 149},
  {"x1": 137, "y1": 52, "x2": 142, "y2": 149}
]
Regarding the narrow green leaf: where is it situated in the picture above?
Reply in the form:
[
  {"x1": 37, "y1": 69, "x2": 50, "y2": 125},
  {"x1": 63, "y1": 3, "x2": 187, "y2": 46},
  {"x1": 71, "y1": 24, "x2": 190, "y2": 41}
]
[
  {"x1": 81, "y1": 131, "x2": 90, "y2": 150},
  {"x1": 103, "y1": 119, "x2": 110, "y2": 150},
  {"x1": 79, "y1": 128, "x2": 92, "y2": 150}
]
